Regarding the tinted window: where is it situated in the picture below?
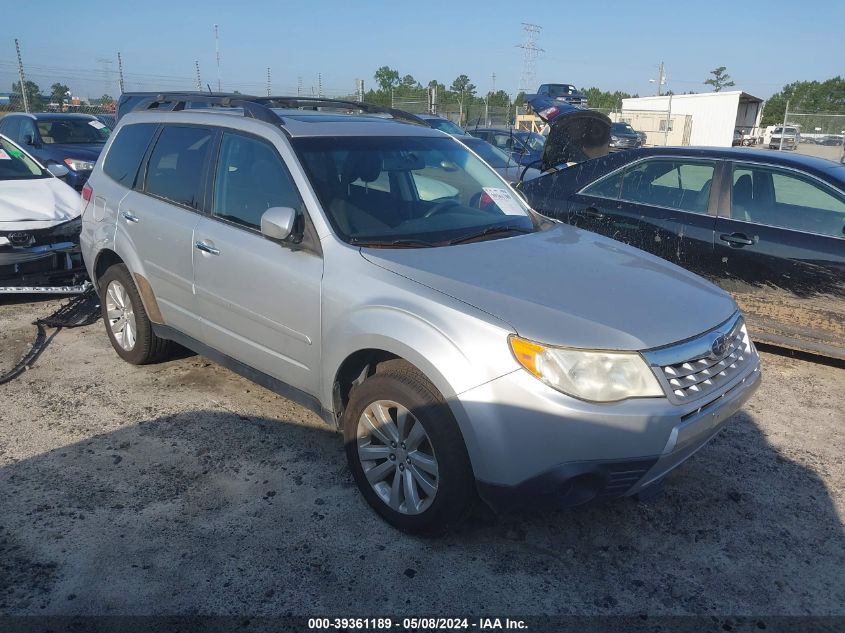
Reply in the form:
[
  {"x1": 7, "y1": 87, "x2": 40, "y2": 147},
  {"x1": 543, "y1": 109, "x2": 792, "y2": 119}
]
[
  {"x1": 731, "y1": 164, "x2": 845, "y2": 237},
  {"x1": 145, "y1": 126, "x2": 213, "y2": 209},
  {"x1": 582, "y1": 170, "x2": 623, "y2": 199},
  {"x1": 103, "y1": 123, "x2": 158, "y2": 187},
  {"x1": 212, "y1": 132, "x2": 303, "y2": 230},
  {"x1": 620, "y1": 159, "x2": 714, "y2": 213},
  {"x1": 0, "y1": 116, "x2": 22, "y2": 141},
  {"x1": 36, "y1": 118, "x2": 110, "y2": 144}
]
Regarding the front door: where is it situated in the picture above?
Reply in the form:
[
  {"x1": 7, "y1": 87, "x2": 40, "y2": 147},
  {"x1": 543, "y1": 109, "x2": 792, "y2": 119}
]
[
  {"x1": 193, "y1": 131, "x2": 323, "y2": 395},
  {"x1": 715, "y1": 162, "x2": 845, "y2": 354}
]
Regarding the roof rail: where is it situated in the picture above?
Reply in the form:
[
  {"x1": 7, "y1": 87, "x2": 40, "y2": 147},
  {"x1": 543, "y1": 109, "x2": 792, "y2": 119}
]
[
  {"x1": 255, "y1": 96, "x2": 427, "y2": 127},
  {"x1": 147, "y1": 93, "x2": 282, "y2": 124}
]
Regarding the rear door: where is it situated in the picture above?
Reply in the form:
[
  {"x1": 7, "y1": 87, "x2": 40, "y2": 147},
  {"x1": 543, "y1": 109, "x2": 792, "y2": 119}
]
[
  {"x1": 714, "y1": 161, "x2": 845, "y2": 355},
  {"x1": 193, "y1": 130, "x2": 323, "y2": 395},
  {"x1": 116, "y1": 124, "x2": 214, "y2": 338}
]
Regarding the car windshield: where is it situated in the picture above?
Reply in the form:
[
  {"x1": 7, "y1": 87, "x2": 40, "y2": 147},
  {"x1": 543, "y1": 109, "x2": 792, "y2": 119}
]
[
  {"x1": 547, "y1": 85, "x2": 577, "y2": 97},
  {"x1": 462, "y1": 138, "x2": 512, "y2": 168},
  {"x1": 612, "y1": 123, "x2": 636, "y2": 134},
  {"x1": 426, "y1": 118, "x2": 466, "y2": 136},
  {"x1": 0, "y1": 137, "x2": 48, "y2": 181},
  {"x1": 293, "y1": 136, "x2": 539, "y2": 246},
  {"x1": 36, "y1": 118, "x2": 110, "y2": 144},
  {"x1": 515, "y1": 132, "x2": 546, "y2": 152}
]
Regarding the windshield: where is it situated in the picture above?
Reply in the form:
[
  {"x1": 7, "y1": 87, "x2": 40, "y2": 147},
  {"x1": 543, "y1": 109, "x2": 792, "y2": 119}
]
[
  {"x1": 515, "y1": 132, "x2": 546, "y2": 152},
  {"x1": 462, "y1": 138, "x2": 512, "y2": 168},
  {"x1": 611, "y1": 123, "x2": 636, "y2": 134},
  {"x1": 773, "y1": 127, "x2": 798, "y2": 135},
  {"x1": 36, "y1": 118, "x2": 110, "y2": 144},
  {"x1": 0, "y1": 137, "x2": 48, "y2": 181},
  {"x1": 293, "y1": 136, "x2": 538, "y2": 246},
  {"x1": 426, "y1": 118, "x2": 466, "y2": 136},
  {"x1": 547, "y1": 84, "x2": 578, "y2": 97}
]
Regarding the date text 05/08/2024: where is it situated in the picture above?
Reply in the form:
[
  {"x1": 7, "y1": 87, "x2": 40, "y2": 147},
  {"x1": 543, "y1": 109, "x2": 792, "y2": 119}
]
[{"x1": 307, "y1": 617, "x2": 528, "y2": 630}]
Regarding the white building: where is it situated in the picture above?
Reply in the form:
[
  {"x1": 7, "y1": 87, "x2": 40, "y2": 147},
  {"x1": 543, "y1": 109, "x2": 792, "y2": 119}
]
[{"x1": 621, "y1": 91, "x2": 764, "y2": 147}]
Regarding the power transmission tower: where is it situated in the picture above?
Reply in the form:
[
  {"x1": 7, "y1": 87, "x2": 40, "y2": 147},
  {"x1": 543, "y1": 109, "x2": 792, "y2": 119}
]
[
  {"x1": 97, "y1": 57, "x2": 113, "y2": 96},
  {"x1": 317, "y1": 73, "x2": 323, "y2": 98},
  {"x1": 266, "y1": 67, "x2": 271, "y2": 96},
  {"x1": 297, "y1": 76, "x2": 303, "y2": 97},
  {"x1": 516, "y1": 23, "x2": 543, "y2": 95},
  {"x1": 14, "y1": 38, "x2": 29, "y2": 113},
  {"x1": 214, "y1": 24, "x2": 222, "y2": 91},
  {"x1": 117, "y1": 52, "x2": 125, "y2": 94},
  {"x1": 195, "y1": 61, "x2": 202, "y2": 91}
]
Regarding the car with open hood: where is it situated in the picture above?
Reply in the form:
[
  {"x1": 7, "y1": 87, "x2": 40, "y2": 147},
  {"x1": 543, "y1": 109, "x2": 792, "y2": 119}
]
[
  {"x1": 0, "y1": 134, "x2": 88, "y2": 293},
  {"x1": 81, "y1": 94, "x2": 760, "y2": 533},
  {"x1": 519, "y1": 113, "x2": 845, "y2": 359}
]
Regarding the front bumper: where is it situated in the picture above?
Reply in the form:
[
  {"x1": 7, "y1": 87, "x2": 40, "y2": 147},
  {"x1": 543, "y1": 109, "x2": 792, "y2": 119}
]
[
  {"x1": 0, "y1": 231, "x2": 89, "y2": 294},
  {"x1": 456, "y1": 353, "x2": 761, "y2": 513}
]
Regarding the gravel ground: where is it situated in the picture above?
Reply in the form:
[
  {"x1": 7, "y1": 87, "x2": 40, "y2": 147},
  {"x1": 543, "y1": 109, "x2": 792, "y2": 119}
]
[{"x1": 0, "y1": 295, "x2": 843, "y2": 617}]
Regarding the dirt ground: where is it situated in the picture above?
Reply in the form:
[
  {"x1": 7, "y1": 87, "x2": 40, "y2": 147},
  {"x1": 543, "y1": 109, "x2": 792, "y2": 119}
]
[{"x1": 0, "y1": 295, "x2": 843, "y2": 617}]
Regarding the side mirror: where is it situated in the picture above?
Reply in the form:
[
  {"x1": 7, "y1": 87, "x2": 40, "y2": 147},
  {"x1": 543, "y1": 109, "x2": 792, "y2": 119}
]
[
  {"x1": 260, "y1": 206, "x2": 297, "y2": 242},
  {"x1": 47, "y1": 163, "x2": 70, "y2": 179}
]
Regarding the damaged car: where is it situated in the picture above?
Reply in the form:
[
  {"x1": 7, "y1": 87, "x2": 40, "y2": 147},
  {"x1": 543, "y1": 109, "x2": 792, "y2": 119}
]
[
  {"x1": 0, "y1": 134, "x2": 88, "y2": 294},
  {"x1": 519, "y1": 108, "x2": 845, "y2": 359}
]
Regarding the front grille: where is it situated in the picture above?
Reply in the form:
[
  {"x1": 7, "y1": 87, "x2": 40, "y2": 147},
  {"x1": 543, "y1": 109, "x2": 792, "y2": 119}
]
[{"x1": 644, "y1": 315, "x2": 756, "y2": 405}]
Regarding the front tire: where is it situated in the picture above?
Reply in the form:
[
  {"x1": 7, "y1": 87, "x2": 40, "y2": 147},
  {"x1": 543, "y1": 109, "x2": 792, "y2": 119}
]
[
  {"x1": 342, "y1": 360, "x2": 475, "y2": 534},
  {"x1": 99, "y1": 264, "x2": 171, "y2": 365}
]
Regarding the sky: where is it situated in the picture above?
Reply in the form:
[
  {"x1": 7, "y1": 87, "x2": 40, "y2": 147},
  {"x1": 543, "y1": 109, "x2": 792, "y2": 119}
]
[{"x1": 1, "y1": 0, "x2": 842, "y2": 102}]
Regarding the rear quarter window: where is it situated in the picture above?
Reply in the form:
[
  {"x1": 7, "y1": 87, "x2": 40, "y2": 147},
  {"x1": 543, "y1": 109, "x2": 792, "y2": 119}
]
[
  {"x1": 144, "y1": 125, "x2": 213, "y2": 209},
  {"x1": 103, "y1": 123, "x2": 158, "y2": 187}
]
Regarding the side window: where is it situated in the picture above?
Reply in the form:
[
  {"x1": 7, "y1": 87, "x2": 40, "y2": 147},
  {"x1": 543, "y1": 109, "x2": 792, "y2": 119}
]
[
  {"x1": 492, "y1": 134, "x2": 513, "y2": 150},
  {"x1": 731, "y1": 164, "x2": 845, "y2": 237},
  {"x1": 620, "y1": 159, "x2": 714, "y2": 213},
  {"x1": 20, "y1": 119, "x2": 37, "y2": 145},
  {"x1": 212, "y1": 132, "x2": 304, "y2": 231},
  {"x1": 144, "y1": 125, "x2": 213, "y2": 209},
  {"x1": 102, "y1": 123, "x2": 158, "y2": 187},
  {"x1": 582, "y1": 170, "x2": 623, "y2": 199},
  {"x1": 1, "y1": 117, "x2": 22, "y2": 143}
]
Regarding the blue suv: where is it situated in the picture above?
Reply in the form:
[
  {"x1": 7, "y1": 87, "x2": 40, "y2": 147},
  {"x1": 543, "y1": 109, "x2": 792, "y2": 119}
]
[{"x1": 0, "y1": 112, "x2": 110, "y2": 190}]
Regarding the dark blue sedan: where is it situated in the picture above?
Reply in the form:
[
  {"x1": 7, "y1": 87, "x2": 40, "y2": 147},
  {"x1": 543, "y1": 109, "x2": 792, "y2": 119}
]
[
  {"x1": 0, "y1": 112, "x2": 110, "y2": 190},
  {"x1": 467, "y1": 127, "x2": 546, "y2": 167}
]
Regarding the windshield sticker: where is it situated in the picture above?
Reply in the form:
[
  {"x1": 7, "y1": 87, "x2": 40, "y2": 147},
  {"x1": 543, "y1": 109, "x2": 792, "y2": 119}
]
[
  {"x1": 88, "y1": 120, "x2": 107, "y2": 129},
  {"x1": 7, "y1": 148, "x2": 24, "y2": 158},
  {"x1": 482, "y1": 187, "x2": 524, "y2": 215},
  {"x1": 0, "y1": 149, "x2": 10, "y2": 160}
]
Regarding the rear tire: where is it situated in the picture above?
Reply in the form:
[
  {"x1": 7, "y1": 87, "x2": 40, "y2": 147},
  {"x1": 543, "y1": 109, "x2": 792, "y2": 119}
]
[
  {"x1": 99, "y1": 263, "x2": 171, "y2": 365},
  {"x1": 342, "y1": 360, "x2": 475, "y2": 534}
]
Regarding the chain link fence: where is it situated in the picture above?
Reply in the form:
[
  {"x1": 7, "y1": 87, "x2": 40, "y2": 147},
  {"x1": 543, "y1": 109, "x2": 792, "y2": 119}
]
[{"x1": 764, "y1": 111, "x2": 845, "y2": 163}]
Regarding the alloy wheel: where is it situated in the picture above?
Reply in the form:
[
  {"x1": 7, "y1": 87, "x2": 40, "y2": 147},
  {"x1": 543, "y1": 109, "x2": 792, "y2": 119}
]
[{"x1": 105, "y1": 280, "x2": 137, "y2": 351}]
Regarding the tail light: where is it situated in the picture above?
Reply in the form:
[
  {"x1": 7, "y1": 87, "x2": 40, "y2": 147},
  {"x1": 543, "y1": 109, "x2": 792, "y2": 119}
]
[
  {"x1": 538, "y1": 106, "x2": 560, "y2": 122},
  {"x1": 82, "y1": 183, "x2": 93, "y2": 202}
]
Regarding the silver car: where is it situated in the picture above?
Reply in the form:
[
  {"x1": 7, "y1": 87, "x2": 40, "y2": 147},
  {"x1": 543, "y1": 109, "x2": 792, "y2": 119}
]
[{"x1": 80, "y1": 96, "x2": 761, "y2": 533}]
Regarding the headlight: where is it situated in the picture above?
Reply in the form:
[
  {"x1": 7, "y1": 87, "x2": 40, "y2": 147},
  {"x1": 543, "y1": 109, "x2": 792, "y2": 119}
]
[
  {"x1": 509, "y1": 336, "x2": 664, "y2": 402},
  {"x1": 610, "y1": 135, "x2": 619, "y2": 142},
  {"x1": 64, "y1": 158, "x2": 95, "y2": 171}
]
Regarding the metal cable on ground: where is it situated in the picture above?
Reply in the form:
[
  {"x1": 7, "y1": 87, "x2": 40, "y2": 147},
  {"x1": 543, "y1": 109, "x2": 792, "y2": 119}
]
[{"x1": 0, "y1": 288, "x2": 100, "y2": 385}]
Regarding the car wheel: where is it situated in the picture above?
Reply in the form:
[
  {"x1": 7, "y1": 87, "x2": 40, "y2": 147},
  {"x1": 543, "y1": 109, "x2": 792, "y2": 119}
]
[
  {"x1": 99, "y1": 263, "x2": 172, "y2": 365},
  {"x1": 342, "y1": 360, "x2": 475, "y2": 534}
]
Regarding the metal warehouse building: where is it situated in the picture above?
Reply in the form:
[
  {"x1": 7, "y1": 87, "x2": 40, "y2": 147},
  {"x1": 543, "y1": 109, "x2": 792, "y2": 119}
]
[{"x1": 621, "y1": 91, "x2": 764, "y2": 147}]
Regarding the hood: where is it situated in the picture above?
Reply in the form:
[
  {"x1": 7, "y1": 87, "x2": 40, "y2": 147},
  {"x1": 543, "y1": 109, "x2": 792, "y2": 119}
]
[
  {"x1": 360, "y1": 224, "x2": 736, "y2": 351},
  {"x1": 0, "y1": 177, "x2": 81, "y2": 229},
  {"x1": 39, "y1": 143, "x2": 104, "y2": 162},
  {"x1": 539, "y1": 107, "x2": 611, "y2": 171}
]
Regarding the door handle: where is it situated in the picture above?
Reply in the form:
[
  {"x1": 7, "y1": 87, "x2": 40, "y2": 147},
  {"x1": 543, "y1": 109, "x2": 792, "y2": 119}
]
[
  {"x1": 195, "y1": 240, "x2": 220, "y2": 256},
  {"x1": 578, "y1": 207, "x2": 605, "y2": 220},
  {"x1": 719, "y1": 232, "x2": 755, "y2": 247},
  {"x1": 121, "y1": 210, "x2": 140, "y2": 223}
]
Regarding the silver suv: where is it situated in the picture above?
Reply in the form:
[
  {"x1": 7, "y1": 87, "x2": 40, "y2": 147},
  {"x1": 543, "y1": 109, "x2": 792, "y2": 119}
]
[{"x1": 80, "y1": 95, "x2": 761, "y2": 533}]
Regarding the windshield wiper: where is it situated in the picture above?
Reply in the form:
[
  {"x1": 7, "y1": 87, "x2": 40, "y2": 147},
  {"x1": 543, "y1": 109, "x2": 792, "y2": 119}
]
[
  {"x1": 447, "y1": 224, "x2": 531, "y2": 245},
  {"x1": 350, "y1": 237, "x2": 438, "y2": 248}
]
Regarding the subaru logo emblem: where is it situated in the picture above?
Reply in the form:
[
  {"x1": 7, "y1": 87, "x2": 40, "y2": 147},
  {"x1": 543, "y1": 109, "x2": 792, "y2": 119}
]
[
  {"x1": 710, "y1": 335, "x2": 728, "y2": 359},
  {"x1": 7, "y1": 232, "x2": 32, "y2": 246}
]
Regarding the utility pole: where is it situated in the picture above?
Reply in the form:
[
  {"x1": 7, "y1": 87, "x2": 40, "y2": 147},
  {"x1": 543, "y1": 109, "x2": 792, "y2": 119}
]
[
  {"x1": 655, "y1": 61, "x2": 665, "y2": 96},
  {"x1": 664, "y1": 93, "x2": 673, "y2": 146},
  {"x1": 516, "y1": 23, "x2": 543, "y2": 95},
  {"x1": 779, "y1": 100, "x2": 790, "y2": 151},
  {"x1": 214, "y1": 24, "x2": 221, "y2": 91},
  {"x1": 117, "y1": 52, "x2": 125, "y2": 94},
  {"x1": 317, "y1": 73, "x2": 323, "y2": 98},
  {"x1": 355, "y1": 79, "x2": 364, "y2": 103},
  {"x1": 266, "y1": 67, "x2": 271, "y2": 96},
  {"x1": 195, "y1": 61, "x2": 202, "y2": 91},
  {"x1": 14, "y1": 38, "x2": 29, "y2": 113}
]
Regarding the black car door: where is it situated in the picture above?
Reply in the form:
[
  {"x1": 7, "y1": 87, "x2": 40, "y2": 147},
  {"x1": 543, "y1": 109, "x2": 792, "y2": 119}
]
[
  {"x1": 568, "y1": 157, "x2": 719, "y2": 272},
  {"x1": 714, "y1": 161, "x2": 845, "y2": 356}
]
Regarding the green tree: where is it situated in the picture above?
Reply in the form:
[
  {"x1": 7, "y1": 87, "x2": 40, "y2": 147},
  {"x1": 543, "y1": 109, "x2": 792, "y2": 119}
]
[
  {"x1": 486, "y1": 89, "x2": 511, "y2": 108},
  {"x1": 704, "y1": 66, "x2": 735, "y2": 92},
  {"x1": 450, "y1": 75, "x2": 476, "y2": 123},
  {"x1": 11, "y1": 80, "x2": 44, "y2": 111},
  {"x1": 374, "y1": 66, "x2": 400, "y2": 92},
  {"x1": 98, "y1": 94, "x2": 115, "y2": 106},
  {"x1": 761, "y1": 76, "x2": 845, "y2": 126},
  {"x1": 50, "y1": 83, "x2": 70, "y2": 108}
]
